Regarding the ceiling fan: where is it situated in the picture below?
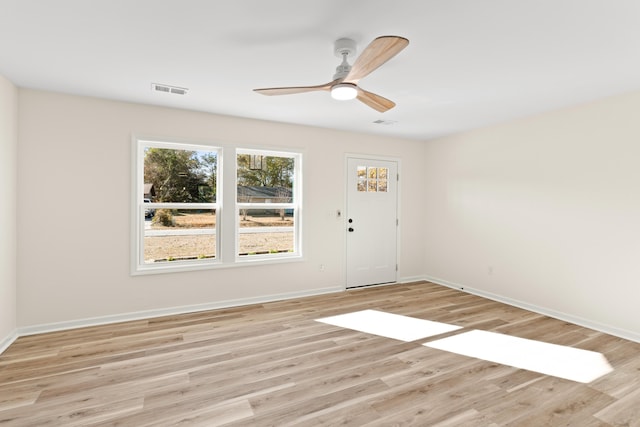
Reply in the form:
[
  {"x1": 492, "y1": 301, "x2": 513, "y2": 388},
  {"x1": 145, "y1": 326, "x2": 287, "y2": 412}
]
[{"x1": 253, "y1": 35, "x2": 409, "y2": 113}]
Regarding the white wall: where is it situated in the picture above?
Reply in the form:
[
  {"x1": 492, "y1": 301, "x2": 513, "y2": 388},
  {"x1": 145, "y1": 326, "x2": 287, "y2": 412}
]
[
  {"x1": 0, "y1": 74, "x2": 18, "y2": 349},
  {"x1": 16, "y1": 89, "x2": 426, "y2": 328},
  {"x1": 17, "y1": 86, "x2": 640, "y2": 342},
  {"x1": 423, "y1": 90, "x2": 640, "y2": 341}
]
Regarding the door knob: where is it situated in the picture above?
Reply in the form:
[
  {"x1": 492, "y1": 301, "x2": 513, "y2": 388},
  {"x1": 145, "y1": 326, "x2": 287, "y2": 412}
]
[{"x1": 348, "y1": 227, "x2": 354, "y2": 232}]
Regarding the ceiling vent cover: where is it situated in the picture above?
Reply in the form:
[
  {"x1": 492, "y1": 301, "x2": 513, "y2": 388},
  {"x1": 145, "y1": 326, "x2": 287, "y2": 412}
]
[
  {"x1": 373, "y1": 119, "x2": 398, "y2": 125},
  {"x1": 152, "y1": 83, "x2": 188, "y2": 95}
]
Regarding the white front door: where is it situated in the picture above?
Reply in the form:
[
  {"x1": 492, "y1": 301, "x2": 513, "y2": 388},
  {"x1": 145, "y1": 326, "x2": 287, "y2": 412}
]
[{"x1": 346, "y1": 157, "x2": 398, "y2": 288}]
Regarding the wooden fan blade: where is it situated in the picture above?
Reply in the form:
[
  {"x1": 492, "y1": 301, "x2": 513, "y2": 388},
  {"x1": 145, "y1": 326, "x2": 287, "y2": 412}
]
[
  {"x1": 254, "y1": 80, "x2": 339, "y2": 96},
  {"x1": 356, "y1": 87, "x2": 396, "y2": 112},
  {"x1": 344, "y1": 36, "x2": 409, "y2": 84}
]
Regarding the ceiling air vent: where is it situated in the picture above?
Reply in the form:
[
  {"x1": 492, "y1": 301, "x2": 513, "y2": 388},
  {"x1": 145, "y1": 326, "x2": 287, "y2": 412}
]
[
  {"x1": 372, "y1": 119, "x2": 398, "y2": 125},
  {"x1": 151, "y1": 83, "x2": 188, "y2": 95}
]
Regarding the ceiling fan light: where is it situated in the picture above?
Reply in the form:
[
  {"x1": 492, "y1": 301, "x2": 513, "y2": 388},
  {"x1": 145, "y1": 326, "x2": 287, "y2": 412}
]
[{"x1": 331, "y1": 83, "x2": 358, "y2": 100}]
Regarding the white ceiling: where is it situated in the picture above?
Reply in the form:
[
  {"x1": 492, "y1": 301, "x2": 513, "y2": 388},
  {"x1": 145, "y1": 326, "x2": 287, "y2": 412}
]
[{"x1": 2, "y1": 0, "x2": 639, "y2": 141}]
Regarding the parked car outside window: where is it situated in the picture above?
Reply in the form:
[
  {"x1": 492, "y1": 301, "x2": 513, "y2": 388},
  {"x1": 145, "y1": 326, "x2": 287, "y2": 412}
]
[{"x1": 144, "y1": 198, "x2": 155, "y2": 218}]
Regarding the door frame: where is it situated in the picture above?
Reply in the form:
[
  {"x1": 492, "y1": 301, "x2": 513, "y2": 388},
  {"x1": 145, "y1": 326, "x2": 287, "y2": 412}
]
[{"x1": 344, "y1": 153, "x2": 401, "y2": 289}]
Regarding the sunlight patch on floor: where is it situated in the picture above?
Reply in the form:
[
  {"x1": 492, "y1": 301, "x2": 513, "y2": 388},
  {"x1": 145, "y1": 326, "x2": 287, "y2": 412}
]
[
  {"x1": 316, "y1": 309, "x2": 462, "y2": 342},
  {"x1": 424, "y1": 329, "x2": 613, "y2": 383}
]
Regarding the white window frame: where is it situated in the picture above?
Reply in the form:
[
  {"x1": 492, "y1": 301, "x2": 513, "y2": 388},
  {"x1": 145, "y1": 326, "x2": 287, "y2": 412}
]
[
  {"x1": 131, "y1": 139, "x2": 303, "y2": 275},
  {"x1": 132, "y1": 138, "x2": 220, "y2": 275},
  {"x1": 235, "y1": 148, "x2": 302, "y2": 262}
]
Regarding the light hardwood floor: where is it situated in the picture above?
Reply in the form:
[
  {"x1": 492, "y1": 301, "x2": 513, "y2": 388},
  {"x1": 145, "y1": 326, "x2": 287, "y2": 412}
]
[{"x1": 1, "y1": 281, "x2": 640, "y2": 426}]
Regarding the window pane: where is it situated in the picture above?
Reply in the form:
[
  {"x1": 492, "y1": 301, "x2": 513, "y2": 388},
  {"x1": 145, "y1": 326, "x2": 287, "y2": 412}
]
[
  {"x1": 357, "y1": 166, "x2": 366, "y2": 179},
  {"x1": 367, "y1": 167, "x2": 377, "y2": 179},
  {"x1": 237, "y1": 153, "x2": 294, "y2": 203},
  {"x1": 368, "y1": 179, "x2": 378, "y2": 192},
  {"x1": 144, "y1": 147, "x2": 217, "y2": 203},
  {"x1": 357, "y1": 179, "x2": 367, "y2": 192},
  {"x1": 378, "y1": 179, "x2": 388, "y2": 192},
  {"x1": 238, "y1": 208, "x2": 294, "y2": 256},
  {"x1": 378, "y1": 167, "x2": 388, "y2": 179},
  {"x1": 144, "y1": 209, "x2": 216, "y2": 263}
]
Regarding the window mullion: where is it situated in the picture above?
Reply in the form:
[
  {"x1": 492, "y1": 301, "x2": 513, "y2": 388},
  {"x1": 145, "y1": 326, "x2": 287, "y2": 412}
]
[{"x1": 220, "y1": 147, "x2": 237, "y2": 263}]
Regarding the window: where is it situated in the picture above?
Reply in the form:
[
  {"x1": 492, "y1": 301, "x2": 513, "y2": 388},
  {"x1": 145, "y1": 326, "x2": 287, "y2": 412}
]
[
  {"x1": 133, "y1": 140, "x2": 219, "y2": 273},
  {"x1": 236, "y1": 149, "x2": 300, "y2": 259},
  {"x1": 133, "y1": 139, "x2": 301, "y2": 274},
  {"x1": 357, "y1": 165, "x2": 388, "y2": 192}
]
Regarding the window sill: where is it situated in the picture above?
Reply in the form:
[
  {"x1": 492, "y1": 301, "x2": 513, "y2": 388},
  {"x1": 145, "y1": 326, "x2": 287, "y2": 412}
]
[{"x1": 131, "y1": 253, "x2": 303, "y2": 276}]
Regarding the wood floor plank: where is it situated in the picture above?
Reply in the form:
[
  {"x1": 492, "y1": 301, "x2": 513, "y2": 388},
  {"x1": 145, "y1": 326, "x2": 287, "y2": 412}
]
[
  {"x1": 594, "y1": 385, "x2": 640, "y2": 427},
  {"x1": 1, "y1": 281, "x2": 639, "y2": 426}
]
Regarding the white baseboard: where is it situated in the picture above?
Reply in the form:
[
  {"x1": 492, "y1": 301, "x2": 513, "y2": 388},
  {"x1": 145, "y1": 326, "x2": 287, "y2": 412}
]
[
  {"x1": 13, "y1": 277, "x2": 637, "y2": 348},
  {"x1": 17, "y1": 286, "x2": 344, "y2": 337},
  {"x1": 423, "y1": 275, "x2": 640, "y2": 344},
  {"x1": 398, "y1": 275, "x2": 426, "y2": 284},
  {"x1": 0, "y1": 329, "x2": 18, "y2": 355}
]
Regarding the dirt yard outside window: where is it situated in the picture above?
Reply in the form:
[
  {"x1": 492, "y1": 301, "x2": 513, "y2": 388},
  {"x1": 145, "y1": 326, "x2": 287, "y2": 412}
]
[{"x1": 144, "y1": 212, "x2": 294, "y2": 262}]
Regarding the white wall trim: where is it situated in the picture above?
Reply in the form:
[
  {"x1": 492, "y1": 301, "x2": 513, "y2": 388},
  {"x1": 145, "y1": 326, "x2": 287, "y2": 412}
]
[
  {"x1": 399, "y1": 275, "x2": 426, "y2": 284},
  {"x1": 17, "y1": 286, "x2": 343, "y2": 337},
  {"x1": 0, "y1": 329, "x2": 18, "y2": 355},
  {"x1": 423, "y1": 275, "x2": 640, "y2": 344},
  {"x1": 13, "y1": 275, "x2": 638, "y2": 350}
]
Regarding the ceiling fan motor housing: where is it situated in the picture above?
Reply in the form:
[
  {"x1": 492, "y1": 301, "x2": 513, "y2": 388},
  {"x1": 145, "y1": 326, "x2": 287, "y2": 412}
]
[
  {"x1": 334, "y1": 38, "x2": 357, "y2": 58},
  {"x1": 333, "y1": 38, "x2": 357, "y2": 80}
]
